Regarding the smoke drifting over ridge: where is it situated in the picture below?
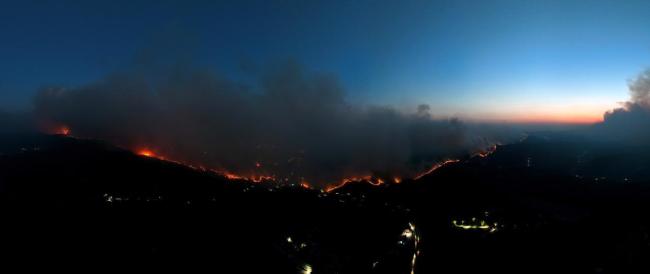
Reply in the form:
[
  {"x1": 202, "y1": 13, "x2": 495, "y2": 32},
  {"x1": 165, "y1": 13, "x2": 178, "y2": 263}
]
[
  {"x1": 592, "y1": 69, "x2": 650, "y2": 145},
  {"x1": 33, "y1": 63, "x2": 515, "y2": 186}
]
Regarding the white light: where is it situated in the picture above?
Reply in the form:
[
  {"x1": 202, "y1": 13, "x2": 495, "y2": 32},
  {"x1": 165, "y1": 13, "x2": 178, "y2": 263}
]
[
  {"x1": 402, "y1": 229, "x2": 413, "y2": 238},
  {"x1": 408, "y1": 222, "x2": 416, "y2": 231},
  {"x1": 300, "y1": 264, "x2": 312, "y2": 274}
]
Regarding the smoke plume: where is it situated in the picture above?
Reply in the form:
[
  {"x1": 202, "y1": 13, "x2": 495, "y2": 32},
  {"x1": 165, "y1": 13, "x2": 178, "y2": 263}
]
[
  {"x1": 592, "y1": 68, "x2": 650, "y2": 145},
  {"x1": 33, "y1": 63, "x2": 514, "y2": 186}
]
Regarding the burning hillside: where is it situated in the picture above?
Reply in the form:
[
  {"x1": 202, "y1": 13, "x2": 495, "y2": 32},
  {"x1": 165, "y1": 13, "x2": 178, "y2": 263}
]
[
  {"x1": 33, "y1": 64, "x2": 516, "y2": 188},
  {"x1": 42, "y1": 120, "x2": 503, "y2": 191}
]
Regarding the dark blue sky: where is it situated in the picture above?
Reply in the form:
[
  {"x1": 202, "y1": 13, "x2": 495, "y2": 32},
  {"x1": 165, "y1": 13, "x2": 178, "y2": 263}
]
[{"x1": 2, "y1": 0, "x2": 650, "y2": 122}]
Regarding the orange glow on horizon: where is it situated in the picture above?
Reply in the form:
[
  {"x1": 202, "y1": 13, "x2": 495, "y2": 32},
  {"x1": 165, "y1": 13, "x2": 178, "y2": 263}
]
[
  {"x1": 473, "y1": 112, "x2": 604, "y2": 125},
  {"x1": 500, "y1": 114, "x2": 603, "y2": 124},
  {"x1": 465, "y1": 100, "x2": 619, "y2": 125}
]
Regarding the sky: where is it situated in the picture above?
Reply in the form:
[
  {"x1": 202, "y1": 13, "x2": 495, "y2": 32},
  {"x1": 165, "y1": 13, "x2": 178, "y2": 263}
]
[{"x1": 2, "y1": 0, "x2": 650, "y2": 123}]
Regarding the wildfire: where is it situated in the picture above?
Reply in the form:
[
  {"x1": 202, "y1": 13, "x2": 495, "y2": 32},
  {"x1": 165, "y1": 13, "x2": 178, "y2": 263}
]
[
  {"x1": 472, "y1": 144, "x2": 498, "y2": 158},
  {"x1": 49, "y1": 129, "x2": 285, "y2": 186},
  {"x1": 56, "y1": 126, "x2": 70, "y2": 136},
  {"x1": 243, "y1": 175, "x2": 275, "y2": 183},
  {"x1": 300, "y1": 182, "x2": 312, "y2": 189},
  {"x1": 54, "y1": 128, "x2": 499, "y2": 192},
  {"x1": 136, "y1": 146, "x2": 277, "y2": 184},
  {"x1": 223, "y1": 172, "x2": 246, "y2": 180},
  {"x1": 410, "y1": 144, "x2": 499, "y2": 181},
  {"x1": 413, "y1": 159, "x2": 461, "y2": 180},
  {"x1": 138, "y1": 151, "x2": 276, "y2": 184},
  {"x1": 137, "y1": 149, "x2": 156, "y2": 158},
  {"x1": 324, "y1": 175, "x2": 386, "y2": 193},
  {"x1": 322, "y1": 145, "x2": 502, "y2": 192},
  {"x1": 222, "y1": 172, "x2": 275, "y2": 183}
]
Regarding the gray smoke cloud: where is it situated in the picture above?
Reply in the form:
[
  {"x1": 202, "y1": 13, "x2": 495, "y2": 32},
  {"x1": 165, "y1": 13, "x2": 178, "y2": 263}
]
[
  {"x1": 629, "y1": 69, "x2": 650, "y2": 106},
  {"x1": 592, "y1": 68, "x2": 650, "y2": 145},
  {"x1": 33, "y1": 62, "x2": 516, "y2": 186}
]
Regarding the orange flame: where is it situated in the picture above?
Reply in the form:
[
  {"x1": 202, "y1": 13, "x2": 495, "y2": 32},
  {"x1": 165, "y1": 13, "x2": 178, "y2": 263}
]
[
  {"x1": 413, "y1": 159, "x2": 461, "y2": 180},
  {"x1": 50, "y1": 127, "x2": 501, "y2": 191},
  {"x1": 138, "y1": 149, "x2": 156, "y2": 158},
  {"x1": 324, "y1": 175, "x2": 386, "y2": 193},
  {"x1": 56, "y1": 126, "x2": 70, "y2": 136},
  {"x1": 135, "y1": 146, "x2": 276, "y2": 184},
  {"x1": 472, "y1": 144, "x2": 498, "y2": 158},
  {"x1": 130, "y1": 143, "x2": 498, "y2": 191},
  {"x1": 222, "y1": 172, "x2": 274, "y2": 183}
]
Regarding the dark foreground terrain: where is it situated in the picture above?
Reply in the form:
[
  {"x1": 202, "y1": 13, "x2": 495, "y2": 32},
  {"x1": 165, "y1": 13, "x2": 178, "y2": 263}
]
[{"x1": 1, "y1": 131, "x2": 650, "y2": 273}]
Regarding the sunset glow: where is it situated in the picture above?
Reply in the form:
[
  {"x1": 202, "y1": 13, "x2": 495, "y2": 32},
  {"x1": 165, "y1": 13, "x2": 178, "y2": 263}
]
[{"x1": 465, "y1": 99, "x2": 621, "y2": 124}]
